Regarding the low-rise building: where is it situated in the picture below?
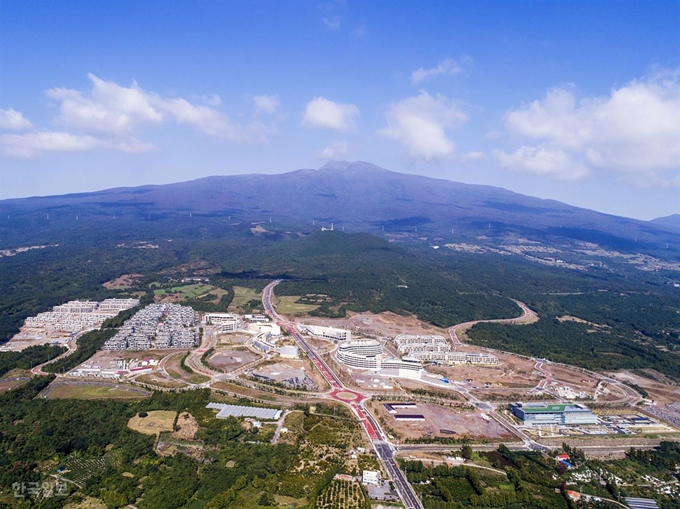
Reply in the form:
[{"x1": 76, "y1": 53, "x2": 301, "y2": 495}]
[
  {"x1": 509, "y1": 402, "x2": 598, "y2": 426},
  {"x1": 362, "y1": 470, "x2": 381, "y2": 486},
  {"x1": 302, "y1": 324, "x2": 352, "y2": 341}
]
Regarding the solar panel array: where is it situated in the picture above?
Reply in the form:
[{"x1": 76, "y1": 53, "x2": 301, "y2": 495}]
[{"x1": 206, "y1": 402, "x2": 282, "y2": 420}]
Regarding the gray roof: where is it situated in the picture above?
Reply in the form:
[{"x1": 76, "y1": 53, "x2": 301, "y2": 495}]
[{"x1": 207, "y1": 402, "x2": 282, "y2": 420}]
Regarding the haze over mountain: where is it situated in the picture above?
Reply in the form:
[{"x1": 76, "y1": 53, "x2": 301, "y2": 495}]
[{"x1": 1, "y1": 161, "x2": 679, "y2": 255}]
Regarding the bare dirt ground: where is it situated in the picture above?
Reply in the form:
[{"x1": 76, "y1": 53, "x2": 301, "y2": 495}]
[
  {"x1": 254, "y1": 358, "x2": 329, "y2": 390},
  {"x1": 607, "y1": 370, "x2": 680, "y2": 405},
  {"x1": 369, "y1": 401, "x2": 512, "y2": 441},
  {"x1": 136, "y1": 373, "x2": 186, "y2": 388},
  {"x1": 102, "y1": 273, "x2": 144, "y2": 290},
  {"x1": 173, "y1": 412, "x2": 199, "y2": 440},
  {"x1": 208, "y1": 349, "x2": 261, "y2": 371},
  {"x1": 296, "y1": 311, "x2": 449, "y2": 338},
  {"x1": 0, "y1": 377, "x2": 29, "y2": 392},
  {"x1": 127, "y1": 410, "x2": 176, "y2": 436},
  {"x1": 217, "y1": 332, "x2": 252, "y2": 345}
]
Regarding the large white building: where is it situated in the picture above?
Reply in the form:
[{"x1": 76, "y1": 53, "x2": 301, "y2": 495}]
[
  {"x1": 202, "y1": 313, "x2": 243, "y2": 332},
  {"x1": 336, "y1": 340, "x2": 424, "y2": 378},
  {"x1": 302, "y1": 324, "x2": 352, "y2": 341}
]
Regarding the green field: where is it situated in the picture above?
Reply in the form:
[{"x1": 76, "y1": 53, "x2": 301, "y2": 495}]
[
  {"x1": 274, "y1": 296, "x2": 320, "y2": 316},
  {"x1": 229, "y1": 286, "x2": 262, "y2": 310},
  {"x1": 44, "y1": 383, "x2": 150, "y2": 400},
  {"x1": 153, "y1": 284, "x2": 214, "y2": 299}
]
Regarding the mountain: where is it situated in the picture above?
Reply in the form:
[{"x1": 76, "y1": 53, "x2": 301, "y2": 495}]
[
  {"x1": 652, "y1": 214, "x2": 680, "y2": 230},
  {"x1": 1, "y1": 161, "x2": 679, "y2": 256}
]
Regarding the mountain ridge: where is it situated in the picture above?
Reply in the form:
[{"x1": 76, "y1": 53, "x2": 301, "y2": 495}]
[{"x1": 1, "y1": 161, "x2": 678, "y2": 255}]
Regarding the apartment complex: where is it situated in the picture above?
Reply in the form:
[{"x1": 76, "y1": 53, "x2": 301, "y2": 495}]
[
  {"x1": 21, "y1": 298, "x2": 139, "y2": 335},
  {"x1": 394, "y1": 334, "x2": 499, "y2": 365},
  {"x1": 102, "y1": 303, "x2": 198, "y2": 350}
]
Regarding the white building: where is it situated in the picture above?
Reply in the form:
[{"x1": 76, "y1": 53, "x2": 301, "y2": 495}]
[
  {"x1": 249, "y1": 323, "x2": 281, "y2": 336},
  {"x1": 244, "y1": 314, "x2": 269, "y2": 323},
  {"x1": 362, "y1": 470, "x2": 381, "y2": 486},
  {"x1": 278, "y1": 345, "x2": 299, "y2": 358},
  {"x1": 202, "y1": 313, "x2": 243, "y2": 332},
  {"x1": 302, "y1": 324, "x2": 352, "y2": 341}
]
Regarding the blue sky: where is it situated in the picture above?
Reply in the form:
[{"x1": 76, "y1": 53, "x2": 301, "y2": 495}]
[{"x1": 1, "y1": 1, "x2": 679, "y2": 220}]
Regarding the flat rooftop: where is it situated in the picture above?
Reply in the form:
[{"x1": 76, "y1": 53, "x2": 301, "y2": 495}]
[
  {"x1": 206, "y1": 402, "x2": 282, "y2": 420},
  {"x1": 515, "y1": 403, "x2": 590, "y2": 413}
]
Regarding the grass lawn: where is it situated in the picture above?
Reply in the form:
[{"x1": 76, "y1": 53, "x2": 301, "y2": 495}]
[
  {"x1": 44, "y1": 383, "x2": 150, "y2": 400},
  {"x1": 127, "y1": 410, "x2": 176, "y2": 436},
  {"x1": 274, "y1": 296, "x2": 320, "y2": 316},
  {"x1": 229, "y1": 286, "x2": 262, "y2": 310}
]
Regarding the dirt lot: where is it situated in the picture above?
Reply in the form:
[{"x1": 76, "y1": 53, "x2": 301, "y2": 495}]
[
  {"x1": 217, "y1": 332, "x2": 252, "y2": 345},
  {"x1": 296, "y1": 311, "x2": 449, "y2": 338},
  {"x1": 136, "y1": 373, "x2": 186, "y2": 388},
  {"x1": 127, "y1": 410, "x2": 176, "y2": 436},
  {"x1": 102, "y1": 273, "x2": 144, "y2": 290},
  {"x1": 43, "y1": 381, "x2": 150, "y2": 400},
  {"x1": 173, "y1": 412, "x2": 199, "y2": 440},
  {"x1": 0, "y1": 377, "x2": 29, "y2": 392},
  {"x1": 608, "y1": 370, "x2": 680, "y2": 405},
  {"x1": 208, "y1": 349, "x2": 261, "y2": 372},
  {"x1": 253, "y1": 358, "x2": 329, "y2": 390},
  {"x1": 369, "y1": 401, "x2": 512, "y2": 441}
]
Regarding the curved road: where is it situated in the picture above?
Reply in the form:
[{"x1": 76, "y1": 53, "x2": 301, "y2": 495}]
[{"x1": 449, "y1": 300, "x2": 536, "y2": 345}]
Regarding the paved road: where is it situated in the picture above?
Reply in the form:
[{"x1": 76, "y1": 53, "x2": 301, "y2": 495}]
[
  {"x1": 448, "y1": 300, "x2": 536, "y2": 345},
  {"x1": 263, "y1": 280, "x2": 423, "y2": 509}
]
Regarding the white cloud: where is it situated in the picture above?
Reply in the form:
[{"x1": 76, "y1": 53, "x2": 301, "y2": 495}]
[
  {"x1": 302, "y1": 97, "x2": 359, "y2": 132},
  {"x1": 501, "y1": 72, "x2": 680, "y2": 183},
  {"x1": 322, "y1": 17, "x2": 340, "y2": 30},
  {"x1": 0, "y1": 131, "x2": 153, "y2": 159},
  {"x1": 494, "y1": 145, "x2": 589, "y2": 180},
  {"x1": 0, "y1": 108, "x2": 33, "y2": 131},
  {"x1": 463, "y1": 151, "x2": 488, "y2": 161},
  {"x1": 44, "y1": 73, "x2": 277, "y2": 143},
  {"x1": 1, "y1": 74, "x2": 280, "y2": 158},
  {"x1": 46, "y1": 74, "x2": 163, "y2": 135},
  {"x1": 253, "y1": 95, "x2": 280, "y2": 115},
  {"x1": 317, "y1": 140, "x2": 350, "y2": 160},
  {"x1": 378, "y1": 91, "x2": 467, "y2": 160},
  {"x1": 411, "y1": 58, "x2": 464, "y2": 84}
]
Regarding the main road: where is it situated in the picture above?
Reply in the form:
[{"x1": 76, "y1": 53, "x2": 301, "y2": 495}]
[{"x1": 262, "y1": 280, "x2": 423, "y2": 509}]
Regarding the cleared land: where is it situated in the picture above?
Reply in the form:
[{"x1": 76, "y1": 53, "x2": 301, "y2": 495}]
[
  {"x1": 164, "y1": 353, "x2": 211, "y2": 384},
  {"x1": 208, "y1": 349, "x2": 261, "y2": 372},
  {"x1": 135, "y1": 373, "x2": 187, "y2": 388},
  {"x1": 43, "y1": 381, "x2": 150, "y2": 400},
  {"x1": 229, "y1": 286, "x2": 262, "y2": 311},
  {"x1": 274, "y1": 296, "x2": 320, "y2": 316},
  {"x1": 102, "y1": 273, "x2": 143, "y2": 290},
  {"x1": 0, "y1": 377, "x2": 29, "y2": 392},
  {"x1": 154, "y1": 283, "x2": 214, "y2": 300},
  {"x1": 127, "y1": 410, "x2": 176, "y2": 436},
  {"x1": 370, "y1": 401, "x2": 512, "y2": 442},
  {"x1": 297, "y1": 310, "x2": 449, "y2": 338}
]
